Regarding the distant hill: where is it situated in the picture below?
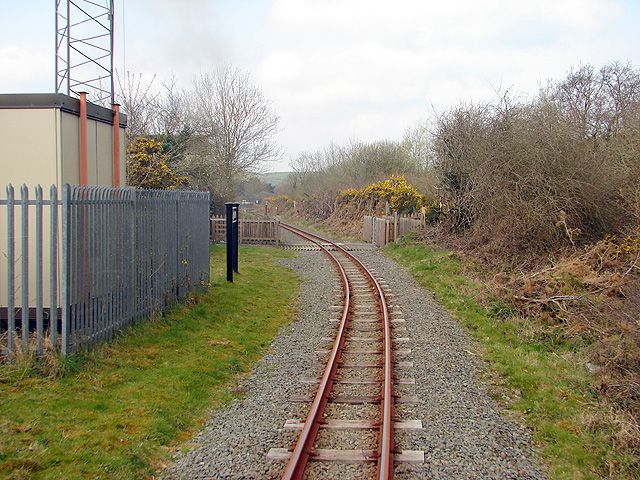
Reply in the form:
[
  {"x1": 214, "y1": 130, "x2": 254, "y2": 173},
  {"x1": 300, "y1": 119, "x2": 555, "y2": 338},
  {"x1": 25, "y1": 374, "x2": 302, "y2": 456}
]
[{"x1": 258, "y1": 171, "x2": 290, "y2": 187}]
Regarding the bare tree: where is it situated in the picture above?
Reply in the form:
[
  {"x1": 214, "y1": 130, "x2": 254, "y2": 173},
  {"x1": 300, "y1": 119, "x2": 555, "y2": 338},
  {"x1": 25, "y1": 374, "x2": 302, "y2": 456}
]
[
  {"x1": 551, "y1": 63, "x2": 640, "y2": 140},
  {"x1": 189, "y1": 67, "x2": 280, "y2": 202},
  {"x1": 116, "y1": 71, "x2": 161, "y2": 138},
  {"x1": 402, "y1": 123, "x2": 432, "y2": 168},
  {"x1": 155, "y1": 77, "x2": 189, "y2": 135}
]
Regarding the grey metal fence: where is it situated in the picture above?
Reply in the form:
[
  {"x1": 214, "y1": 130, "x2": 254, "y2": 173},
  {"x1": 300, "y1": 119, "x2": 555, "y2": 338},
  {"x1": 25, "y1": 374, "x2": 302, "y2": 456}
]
[{"x1": 1, "y1": 184, "x2": 210, "y2": 359}]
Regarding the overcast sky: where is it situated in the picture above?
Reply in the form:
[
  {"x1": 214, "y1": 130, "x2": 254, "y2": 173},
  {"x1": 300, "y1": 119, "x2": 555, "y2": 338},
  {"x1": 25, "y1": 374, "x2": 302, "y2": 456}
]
[{"x1": 1, "y1": 0, "x2": 639, "y2": 171}]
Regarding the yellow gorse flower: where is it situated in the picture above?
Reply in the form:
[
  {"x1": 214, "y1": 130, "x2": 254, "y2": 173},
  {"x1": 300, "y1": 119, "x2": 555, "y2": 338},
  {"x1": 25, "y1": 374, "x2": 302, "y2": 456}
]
[
  {"x1": 603, "y1": 228, "x2": 640, "y2": 258},
  {"x1": 340, "y1": 175, "x2": 428, "y2": 214}
]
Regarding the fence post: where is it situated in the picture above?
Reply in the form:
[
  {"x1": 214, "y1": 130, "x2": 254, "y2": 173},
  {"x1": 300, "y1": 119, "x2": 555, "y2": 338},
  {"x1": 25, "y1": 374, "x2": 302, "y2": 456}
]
[
  {"x1": 6, "y1": 185, "x2": 15, "y2": 357},
  {"x1": 384, "y1": 217, "x2": 388, "y2": 245},
  {"x1": 371, "y1": 216, "x2": 376, "y2": 245},
  {"x1": 35, "y1": 185, "x2": 44, "y2": 355},
  {"x1": 394, "y1": 211, "x2": 399, "y2": 244},
  {"x1": 60, "y1": 184, "x2": 70, "y2": 356},
  {"x1": 49, "y1": 185, "x2": 58, "y2": 348},
  {"x1": 20, "y1": 185, "x2": 29, "y2": 352}
]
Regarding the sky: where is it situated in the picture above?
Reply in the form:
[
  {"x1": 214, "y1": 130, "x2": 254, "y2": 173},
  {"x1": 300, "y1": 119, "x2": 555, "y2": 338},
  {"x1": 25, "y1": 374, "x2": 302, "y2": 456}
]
[{"x1": 1, "y1": 0, "x2": 639, "y2": 172}]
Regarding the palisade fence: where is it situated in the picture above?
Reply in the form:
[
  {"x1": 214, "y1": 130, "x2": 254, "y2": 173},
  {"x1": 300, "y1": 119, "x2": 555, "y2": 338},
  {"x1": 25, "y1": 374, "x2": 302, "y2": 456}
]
[
  {"x1": 0, "y1": 184, "x2": 210, "y2": 360},
  {"x1": 363, "y1": 213, "x2": 425, "y2": 246}
]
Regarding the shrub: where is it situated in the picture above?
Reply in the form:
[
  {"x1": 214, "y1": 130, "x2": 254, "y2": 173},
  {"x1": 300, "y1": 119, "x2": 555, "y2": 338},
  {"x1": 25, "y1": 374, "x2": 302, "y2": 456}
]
[
  {"x1": 432, "y1": 63, "x2": 640, "y2": 253},
  {"x1": 339, "y1": 175, "x2": 428, "y2": 214},
  {"x1": 127, "y1": 137, "x2": 188, "y2": 189}
]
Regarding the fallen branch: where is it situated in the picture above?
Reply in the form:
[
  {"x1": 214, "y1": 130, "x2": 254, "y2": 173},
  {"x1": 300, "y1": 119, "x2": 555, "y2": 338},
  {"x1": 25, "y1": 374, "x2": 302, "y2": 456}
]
[{"x1": 514, "y1": 294, "x2": 581, "y2": 304}]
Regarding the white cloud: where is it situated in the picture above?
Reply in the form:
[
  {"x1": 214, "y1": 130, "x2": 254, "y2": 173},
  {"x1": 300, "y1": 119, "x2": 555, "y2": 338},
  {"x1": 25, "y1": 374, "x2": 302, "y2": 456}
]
[
  {"x1": 1, "y1": 0, "x2": 636, "y2": 172},
  {"x1": 256, "y1": 0, "x2": 632, "y2": 169},
  {"x1": 0, "y1": 45, "x2": 51, "y2": 93}
]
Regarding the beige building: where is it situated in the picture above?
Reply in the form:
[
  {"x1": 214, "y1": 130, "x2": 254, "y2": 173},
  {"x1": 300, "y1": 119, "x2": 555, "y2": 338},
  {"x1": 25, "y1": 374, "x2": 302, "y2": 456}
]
[
  {"x1": 0, "y1": 93, "x2": 127, "y2": 312},
  {"x1": 0, "y1": 93, "x2": 127, "y2": 188}
]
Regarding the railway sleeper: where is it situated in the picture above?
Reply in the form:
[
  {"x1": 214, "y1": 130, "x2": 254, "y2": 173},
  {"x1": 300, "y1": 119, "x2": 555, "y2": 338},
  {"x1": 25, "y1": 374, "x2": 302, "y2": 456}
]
[
  {"x1": 299, "y1": 376, "x2": 415, "y2": 385},
  {"x1": 315, "y1": 348, "x2": 411, "y2": 355},
  {"x1": 267, "y1": 448, "x2": 424, "y2": 464},
  {"x1": 288, "y1": 394, "x2": 419, "y2": 404},
  {"x1": 321, "y1": 336, "x2": 409, "y2": 343},
  {"x1": 283, "y1": 419, "x2": 422, "y2": 431},
  {"x1": 339, "y1": 361, "x2": 414, "y2": 368},
  {"x1": 328, "y1": 318, "x2": 405, "y2": 324}
]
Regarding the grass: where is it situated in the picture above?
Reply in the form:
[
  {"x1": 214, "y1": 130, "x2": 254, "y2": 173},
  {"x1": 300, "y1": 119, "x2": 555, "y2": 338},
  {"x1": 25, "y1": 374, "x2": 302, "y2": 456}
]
[
  {"x1": 384, "y1": 239, "x2": 637, "y2": 480},
  {"x1": 0, "y1": 245, "x2": 298, "y2": 480}
]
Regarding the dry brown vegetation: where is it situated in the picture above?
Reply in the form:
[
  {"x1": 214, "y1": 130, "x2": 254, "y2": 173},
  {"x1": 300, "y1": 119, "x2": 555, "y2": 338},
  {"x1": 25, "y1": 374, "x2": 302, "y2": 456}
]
[
  {"x1": 280, "y1": 63, "x2": 640, "y2": 467},
  {"x1": 506, "y1": 237, "x2": 639, "y2": 406},
  {"x1": 433, "y1": 63, "x2": 640, "y2": 253},
  {"x1": 426, "y1": 63, "x2": 640, "y2": 431}
]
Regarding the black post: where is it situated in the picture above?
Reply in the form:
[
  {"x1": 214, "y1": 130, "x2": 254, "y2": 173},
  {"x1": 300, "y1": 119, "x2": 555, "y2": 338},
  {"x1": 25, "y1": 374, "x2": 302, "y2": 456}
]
[
  {"x1": 233, "y1": 204, "x2": 239, "y2": 273},
  {"x1": 225, "y1": 202, "x2": 240, "y2": 282},
  {"x1": 225, "y1": 202, "x2": 234, "y2": 282}
]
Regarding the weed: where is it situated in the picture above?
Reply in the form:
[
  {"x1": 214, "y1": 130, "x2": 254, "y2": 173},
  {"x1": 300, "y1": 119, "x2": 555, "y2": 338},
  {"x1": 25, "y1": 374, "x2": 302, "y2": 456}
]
[{"x1": 384, "y1": 241, "x2": 638, "y2": 479}]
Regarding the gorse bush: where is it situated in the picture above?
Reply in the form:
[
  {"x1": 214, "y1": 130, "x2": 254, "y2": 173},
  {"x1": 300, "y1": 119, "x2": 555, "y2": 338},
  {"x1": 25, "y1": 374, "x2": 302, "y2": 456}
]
[
  {"x1": 339, "y1": 175, "x2": 427, "y2": 214},
  {"x1": 127, "y1": 137, "x2": 188, "y2": 189},
  {"x1": 603, "y1": 228, "x2": 640, "y2": 258},
  {"x1": 283, "y1": 139, "x2": 433, "y2": 218},
  {"x1": 432, "y1": 62, "x2": 640, "y2": 253}
]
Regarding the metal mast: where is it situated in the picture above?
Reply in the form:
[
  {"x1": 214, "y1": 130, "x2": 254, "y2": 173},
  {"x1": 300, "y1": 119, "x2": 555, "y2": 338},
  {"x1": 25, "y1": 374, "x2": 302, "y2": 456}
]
[{"x1": 55, "y1": 0, "x2": 115, "y2": 105}]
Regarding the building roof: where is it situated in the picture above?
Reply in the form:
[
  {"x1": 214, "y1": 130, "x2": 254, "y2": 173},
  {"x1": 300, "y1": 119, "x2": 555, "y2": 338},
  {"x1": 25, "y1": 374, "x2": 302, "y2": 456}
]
[{"x1": 0, "y1": 93, "x2": 127, "y2": 128}]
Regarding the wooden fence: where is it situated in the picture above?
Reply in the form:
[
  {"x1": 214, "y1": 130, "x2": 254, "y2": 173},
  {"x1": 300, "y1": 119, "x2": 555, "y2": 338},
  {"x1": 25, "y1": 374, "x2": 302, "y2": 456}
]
[
  {"x1": 211, "y1": 216, "x2": 280, "y2": 244},
  {"x1": 363, "y1": 213, "x2": 424, "y2": 246}
]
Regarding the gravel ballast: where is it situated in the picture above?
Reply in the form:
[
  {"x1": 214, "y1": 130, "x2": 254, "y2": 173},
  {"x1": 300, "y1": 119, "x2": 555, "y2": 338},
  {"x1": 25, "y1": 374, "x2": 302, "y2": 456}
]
[
  {"x1": 162, "y1": 250, "x2": 336, "y2": 480},
  {"x1": 352, "y1": 250, "x2": 546, "y2": 480},
  {"x1": 162, "y1": 245, "x2": 547, "y2": 480}
]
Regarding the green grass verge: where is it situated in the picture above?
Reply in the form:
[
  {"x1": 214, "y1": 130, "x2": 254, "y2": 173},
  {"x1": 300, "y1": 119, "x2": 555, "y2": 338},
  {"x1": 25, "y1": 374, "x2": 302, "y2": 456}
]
[
  {"x1": 0, "y1": 245, "x2": 298, "y2": 480},
  {"x1": 384, "y1": 240, "x2": 637, "y2": 480}
]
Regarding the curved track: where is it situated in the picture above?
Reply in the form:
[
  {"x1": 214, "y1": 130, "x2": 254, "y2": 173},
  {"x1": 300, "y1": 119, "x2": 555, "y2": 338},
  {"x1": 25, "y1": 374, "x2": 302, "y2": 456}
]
[{"x1": 278, "y1": 223, "x2": 395, "y2": 480}]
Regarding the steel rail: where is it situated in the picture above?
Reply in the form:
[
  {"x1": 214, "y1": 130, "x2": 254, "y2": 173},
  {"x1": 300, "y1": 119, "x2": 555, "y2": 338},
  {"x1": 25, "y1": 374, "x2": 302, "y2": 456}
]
[
  {"x1": 279, "y1": 224, "x2": 352, "y2": 479},
  {"x1": 279, "y1": 223, "x2": 395, "y2": 480}
]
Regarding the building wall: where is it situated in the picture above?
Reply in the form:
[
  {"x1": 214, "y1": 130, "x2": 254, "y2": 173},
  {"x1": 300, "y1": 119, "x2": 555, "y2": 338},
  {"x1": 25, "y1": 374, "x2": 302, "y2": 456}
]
[
  {"x1": 1, "y1": 105, "x2": 127, "y2": 309},
  {"x1": 0, "y1": 109, "x2": 59, "y2": 187},
  {"x1": 59, "y1": 110, "x2": 126, "y2": 187},
  {"x1": 60, "y1": 109, "x2": 80, "y2": 185}
]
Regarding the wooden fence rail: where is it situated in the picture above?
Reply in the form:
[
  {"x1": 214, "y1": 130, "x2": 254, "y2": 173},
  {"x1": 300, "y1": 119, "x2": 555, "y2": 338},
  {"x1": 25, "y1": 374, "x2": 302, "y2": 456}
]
[
  {"x1": 362, "y1": 213, "x2": 424, "y2": 246},
  {"x1": 211, "y1": 217, "x2": 280, "y2": 245}
]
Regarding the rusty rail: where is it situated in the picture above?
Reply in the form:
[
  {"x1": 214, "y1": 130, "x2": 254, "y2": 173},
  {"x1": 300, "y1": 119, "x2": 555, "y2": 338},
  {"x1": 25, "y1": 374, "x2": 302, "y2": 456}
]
[{"x1": 279, "y1": 223, "x2": 395, "y2": 480}]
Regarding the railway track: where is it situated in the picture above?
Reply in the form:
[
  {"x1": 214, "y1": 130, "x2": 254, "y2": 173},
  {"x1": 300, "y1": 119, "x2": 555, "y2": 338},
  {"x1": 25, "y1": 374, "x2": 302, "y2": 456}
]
[{"x1": 268, "y1": 223, "x2": 424, "y2": 479}]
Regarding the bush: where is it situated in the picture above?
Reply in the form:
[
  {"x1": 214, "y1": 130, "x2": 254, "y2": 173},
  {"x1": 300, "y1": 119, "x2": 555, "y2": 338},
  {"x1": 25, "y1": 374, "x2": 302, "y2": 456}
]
[
  {"x1": 127, "y1": 137, "x2": 188, "y2": 190},
  {"x1": 339, "y1": 175, "x2": 428, "y2": 215},
  {"x1": 432, "y1": 63, "x2": 640, "y2": 253}
]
